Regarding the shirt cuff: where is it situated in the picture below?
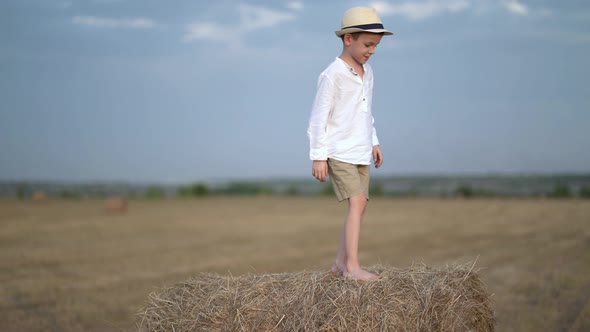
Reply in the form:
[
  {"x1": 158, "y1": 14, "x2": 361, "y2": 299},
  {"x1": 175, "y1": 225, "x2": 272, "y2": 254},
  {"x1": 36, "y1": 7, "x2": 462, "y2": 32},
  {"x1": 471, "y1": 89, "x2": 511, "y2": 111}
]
[
  {"x1": 309, "y1": 148, "x2": 328, "y2": 161},
  {"x1": 372, "y1": 136, "x2": 380, "y2": 146}
]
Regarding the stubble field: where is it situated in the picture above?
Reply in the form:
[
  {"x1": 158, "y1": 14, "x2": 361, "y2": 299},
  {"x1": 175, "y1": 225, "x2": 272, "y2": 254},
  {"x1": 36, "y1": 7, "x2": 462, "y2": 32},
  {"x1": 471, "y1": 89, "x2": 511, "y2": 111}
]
[{"x1": 1, "y1": 197, "x2": 589, "y2": 331}]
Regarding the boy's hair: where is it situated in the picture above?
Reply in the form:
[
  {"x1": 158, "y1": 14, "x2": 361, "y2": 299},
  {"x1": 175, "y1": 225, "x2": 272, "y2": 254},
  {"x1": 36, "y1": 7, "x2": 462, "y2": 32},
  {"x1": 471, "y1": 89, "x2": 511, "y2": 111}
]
[
  {"x1": 340, "y1": 32, "x2": 383, "y2": 42},
  {"x1": 340, "y1": 32, "x2": 361, "y2": 42}
]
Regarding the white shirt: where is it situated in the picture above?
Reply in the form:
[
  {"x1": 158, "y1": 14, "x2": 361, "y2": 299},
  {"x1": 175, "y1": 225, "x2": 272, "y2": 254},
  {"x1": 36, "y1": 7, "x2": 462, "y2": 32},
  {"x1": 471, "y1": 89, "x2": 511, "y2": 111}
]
[{"x1": 307, "y1": 57, "x2": 379, "y2": 165}]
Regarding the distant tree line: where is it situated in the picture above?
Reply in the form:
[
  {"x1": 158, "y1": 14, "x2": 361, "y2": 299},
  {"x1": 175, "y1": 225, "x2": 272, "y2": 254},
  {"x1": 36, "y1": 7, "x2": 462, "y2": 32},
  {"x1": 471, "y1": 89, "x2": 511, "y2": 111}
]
[
  {"x1": 451, "y1": 183, "x2": 589, "y2": 199},
  {"x1": 5, "y1": 181, "x2": 590, "y2": 200}
]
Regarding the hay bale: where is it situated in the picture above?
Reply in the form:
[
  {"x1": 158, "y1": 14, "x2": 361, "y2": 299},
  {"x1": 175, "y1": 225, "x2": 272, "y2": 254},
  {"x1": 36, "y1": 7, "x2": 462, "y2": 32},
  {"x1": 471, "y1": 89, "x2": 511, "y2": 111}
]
[
  {"x1": 138, "y1": 264, "x2": 494, "y2": 331},
  {"x1": 32, "y1": 191, "x2": 47, "y2": 202},
  {"x1": 105, "y1": 196, "x2": 128, "y2": 213}
]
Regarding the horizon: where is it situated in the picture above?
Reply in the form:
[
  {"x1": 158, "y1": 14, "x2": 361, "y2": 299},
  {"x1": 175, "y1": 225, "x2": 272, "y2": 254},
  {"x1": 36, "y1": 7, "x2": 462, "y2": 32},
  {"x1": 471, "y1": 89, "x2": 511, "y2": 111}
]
[{"x1": 2, "y1": 171, "x2": 590, "y2": 187}]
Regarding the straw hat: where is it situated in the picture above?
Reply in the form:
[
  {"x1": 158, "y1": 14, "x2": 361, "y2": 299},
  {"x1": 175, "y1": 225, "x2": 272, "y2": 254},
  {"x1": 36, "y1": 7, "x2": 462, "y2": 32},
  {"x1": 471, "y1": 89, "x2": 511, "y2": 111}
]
[{"x1": 335, "y1": 7, "x2": 393, "y2": 37}]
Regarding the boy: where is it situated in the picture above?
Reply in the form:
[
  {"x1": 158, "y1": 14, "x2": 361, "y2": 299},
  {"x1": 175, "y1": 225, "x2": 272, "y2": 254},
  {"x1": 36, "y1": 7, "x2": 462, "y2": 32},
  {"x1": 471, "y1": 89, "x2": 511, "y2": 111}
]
[{"x1": 307, "y1": 7, "x2": 392, "y2": 281}]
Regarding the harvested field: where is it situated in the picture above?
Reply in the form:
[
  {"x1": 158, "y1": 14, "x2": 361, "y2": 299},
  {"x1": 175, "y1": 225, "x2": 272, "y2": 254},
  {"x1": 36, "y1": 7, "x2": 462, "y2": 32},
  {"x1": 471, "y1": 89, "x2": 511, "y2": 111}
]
[{"x1": 0, "y1": 197, "x2": 589, "y2": 331}]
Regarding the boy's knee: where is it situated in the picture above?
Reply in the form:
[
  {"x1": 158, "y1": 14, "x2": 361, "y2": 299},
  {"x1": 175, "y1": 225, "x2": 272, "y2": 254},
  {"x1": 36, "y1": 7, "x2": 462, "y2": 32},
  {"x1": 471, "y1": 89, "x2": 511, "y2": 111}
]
[{"x1": 349, "y1": 194, "x2": 368, "y2": 209}]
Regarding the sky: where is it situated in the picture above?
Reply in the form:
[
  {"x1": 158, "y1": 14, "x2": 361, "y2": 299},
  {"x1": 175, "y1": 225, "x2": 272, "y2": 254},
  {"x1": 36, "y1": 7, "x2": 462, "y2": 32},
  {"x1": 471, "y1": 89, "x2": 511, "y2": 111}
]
[{"x1": 1, "y1": 0, "x2": 589, "y2": 183}]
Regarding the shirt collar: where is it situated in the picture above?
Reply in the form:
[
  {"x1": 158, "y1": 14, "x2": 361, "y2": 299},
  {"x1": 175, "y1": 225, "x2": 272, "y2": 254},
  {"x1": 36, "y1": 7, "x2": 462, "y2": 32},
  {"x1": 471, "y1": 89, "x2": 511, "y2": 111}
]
[{"x1": 336, "y1": 57, "x2": 365, "y2": 77}]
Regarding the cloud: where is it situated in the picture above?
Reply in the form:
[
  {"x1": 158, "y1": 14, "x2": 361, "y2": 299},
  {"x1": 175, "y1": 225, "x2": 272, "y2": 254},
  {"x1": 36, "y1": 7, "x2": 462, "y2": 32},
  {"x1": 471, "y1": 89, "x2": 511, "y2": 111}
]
[
  {"x1": 183, "y1": 4, "x2": 297, "y2": 45},
  {"x1": 287, "y1": 1, "x2": 304, "y2": 11},
  {"x1": 72, "y1": 16, "x2": 157, "y2": 29},
  {"x1": 239, "y1": 4, "x2": 297, "y2": 30},
  {"x1": 500, "y1": 0, "x2": 552, "y2": 17},
  {"x1": 371, "y1": 0, "x2": 552, "y2": 20},
  {"x1": 370, "y1": 0, "x2": 470, "y2": 21},
  {"x1": 501, "y1": 0, "x2": 528, "y2": 16},
  {"x1": 183, "y1": 22, "x2": 235, "y2": 43}
]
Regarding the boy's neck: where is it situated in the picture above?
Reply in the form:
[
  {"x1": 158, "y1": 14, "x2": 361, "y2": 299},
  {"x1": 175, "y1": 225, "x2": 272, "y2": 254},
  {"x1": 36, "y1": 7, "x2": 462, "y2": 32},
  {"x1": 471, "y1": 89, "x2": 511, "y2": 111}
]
[{"x1": 338, "y1": 53, "x2": 364, "y2": 78}]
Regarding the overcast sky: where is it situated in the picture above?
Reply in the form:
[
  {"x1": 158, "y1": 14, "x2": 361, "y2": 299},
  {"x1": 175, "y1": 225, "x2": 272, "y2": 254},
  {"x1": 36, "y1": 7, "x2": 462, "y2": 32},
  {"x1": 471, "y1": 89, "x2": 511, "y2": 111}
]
[{"x1": 1, "y1": 0, "x2": 589, "y2": 183}]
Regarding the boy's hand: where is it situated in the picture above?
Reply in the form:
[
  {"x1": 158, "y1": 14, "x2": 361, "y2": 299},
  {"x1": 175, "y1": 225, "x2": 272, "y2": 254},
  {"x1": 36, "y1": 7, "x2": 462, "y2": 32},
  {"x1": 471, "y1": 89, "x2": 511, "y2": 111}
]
[
  {"x1": 312, "y1": 160, "x2": 328, "y2": 182},
  {"x1": 373, "y1": 145, "x2": 383, "y2": 168}
]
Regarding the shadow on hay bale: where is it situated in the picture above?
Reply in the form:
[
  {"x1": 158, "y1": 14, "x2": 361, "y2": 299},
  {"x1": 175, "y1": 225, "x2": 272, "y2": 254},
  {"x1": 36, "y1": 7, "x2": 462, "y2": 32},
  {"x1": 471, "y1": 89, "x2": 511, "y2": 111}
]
[{"x1": 138, "y1": 264, "x2": 494, "y2": 332}]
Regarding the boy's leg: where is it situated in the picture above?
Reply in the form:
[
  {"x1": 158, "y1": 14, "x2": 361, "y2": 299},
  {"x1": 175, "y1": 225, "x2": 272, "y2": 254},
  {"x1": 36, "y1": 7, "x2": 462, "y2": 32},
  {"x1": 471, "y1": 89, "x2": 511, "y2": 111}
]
[
  {"x1": 341, "y1": 194, "x2": 380, "y2": 280},
  {"x1": 332, "y1": 193, "x2": 365, "y2": 272},
  {"x1": 328, "y1": 160, "x2": 380, "y2": 280},
  {"x1": 331, "y1": 227, "x2": 346, "y2": 274}
]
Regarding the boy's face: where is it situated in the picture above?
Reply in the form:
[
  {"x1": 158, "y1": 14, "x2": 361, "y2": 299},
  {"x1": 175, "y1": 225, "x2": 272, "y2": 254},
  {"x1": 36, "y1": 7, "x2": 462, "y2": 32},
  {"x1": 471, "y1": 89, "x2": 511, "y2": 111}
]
[{"x1": 344, "y1": 32, "x2": 383, "y2": 65}]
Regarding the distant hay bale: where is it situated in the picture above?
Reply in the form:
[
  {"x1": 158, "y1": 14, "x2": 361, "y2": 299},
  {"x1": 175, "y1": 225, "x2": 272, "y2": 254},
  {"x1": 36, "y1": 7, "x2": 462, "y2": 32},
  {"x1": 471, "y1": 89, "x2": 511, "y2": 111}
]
[
  {"x1": 32, "y1": 191, "x2": 47, "y2": 202},
  {"x1": 105, "y1": 197, "x2": 128, "y2": 213},
  {"x1": 138, "y1": 264, "x2": 494, "y2": 332}
]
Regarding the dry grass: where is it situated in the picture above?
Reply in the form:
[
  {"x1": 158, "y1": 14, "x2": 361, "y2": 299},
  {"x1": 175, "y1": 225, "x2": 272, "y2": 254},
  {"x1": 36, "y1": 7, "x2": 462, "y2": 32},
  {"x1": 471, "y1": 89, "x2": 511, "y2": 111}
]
[
  {"x1": 0, "y1": 197, "x2": 589, "y2": 331},
  {"x1": 139, "y1": 263, "x2": 493, "y2": 331}
]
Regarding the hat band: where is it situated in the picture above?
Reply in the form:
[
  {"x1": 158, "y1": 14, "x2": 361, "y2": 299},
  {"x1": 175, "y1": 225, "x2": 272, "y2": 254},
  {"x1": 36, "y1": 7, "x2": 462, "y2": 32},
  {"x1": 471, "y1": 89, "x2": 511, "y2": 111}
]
[{"x1": 341, "y1": 23, "x2": 384, "y2": 30}]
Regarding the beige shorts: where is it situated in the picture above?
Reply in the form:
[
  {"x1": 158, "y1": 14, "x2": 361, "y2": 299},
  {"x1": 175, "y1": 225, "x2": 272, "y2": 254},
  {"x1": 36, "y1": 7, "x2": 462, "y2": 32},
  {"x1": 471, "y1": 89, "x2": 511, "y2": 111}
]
[{"x1": 328, "y1": 158, "x2": 370, "y2": 202}]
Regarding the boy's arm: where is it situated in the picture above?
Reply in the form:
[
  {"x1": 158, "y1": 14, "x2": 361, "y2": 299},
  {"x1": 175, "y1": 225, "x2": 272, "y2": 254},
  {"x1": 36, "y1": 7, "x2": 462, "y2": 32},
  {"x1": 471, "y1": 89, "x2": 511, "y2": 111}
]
[
  {"x1": 368, "y1": 67, "x2": 382, "y2": 169},
  {"x1": 373, "y1": 145, "x2": 383, "y2": 168},
  {"x1": 312, "y1": 160, "x2": 328, "y2": 182},
  {"x1": 307, "y1": 74, "x2": 335, "y2": 181},
  {"x1": 371, "y1": 115, "x2": 379, "y2": 148},
  {"x1": 371, "y1": 116, "x2": 382, "y2": 168}
]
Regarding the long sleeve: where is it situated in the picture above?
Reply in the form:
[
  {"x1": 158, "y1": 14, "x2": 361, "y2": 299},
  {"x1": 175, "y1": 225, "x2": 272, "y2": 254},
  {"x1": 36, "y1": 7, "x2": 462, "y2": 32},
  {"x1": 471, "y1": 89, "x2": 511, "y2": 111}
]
[
  {"x1": 307, "y1": 73, "x2": 335, "y2": 161},
  {"x1": 371, "y1": 115, "x2": 379, "y2": 146},
  {"x1": 368, "y1": 67, "x2": 379, "y2": 147}
]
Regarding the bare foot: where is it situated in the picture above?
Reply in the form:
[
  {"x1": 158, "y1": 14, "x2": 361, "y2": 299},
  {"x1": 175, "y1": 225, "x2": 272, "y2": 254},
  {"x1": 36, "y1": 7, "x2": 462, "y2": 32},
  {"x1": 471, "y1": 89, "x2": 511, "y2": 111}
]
[
  {"x1": 343, "y1": 268, "x2": 382, "y2": 281},
  {"x1": 331, "y1": 261, "x2": 345, "y2": 276}
]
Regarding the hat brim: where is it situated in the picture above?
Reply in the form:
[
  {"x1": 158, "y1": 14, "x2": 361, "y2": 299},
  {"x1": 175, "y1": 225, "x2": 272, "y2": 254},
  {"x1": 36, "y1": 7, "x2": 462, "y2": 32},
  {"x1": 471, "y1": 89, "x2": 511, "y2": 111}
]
[{"x1": 335, "y1": 28, "x2": 393, "y2": 37}]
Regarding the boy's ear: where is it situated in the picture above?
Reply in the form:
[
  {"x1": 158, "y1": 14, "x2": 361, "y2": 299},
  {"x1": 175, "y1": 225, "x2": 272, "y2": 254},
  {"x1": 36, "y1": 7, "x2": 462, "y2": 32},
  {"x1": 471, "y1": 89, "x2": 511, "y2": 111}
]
[{"x1": 342, "y1": 33, "x2": 352, "y2": 46}]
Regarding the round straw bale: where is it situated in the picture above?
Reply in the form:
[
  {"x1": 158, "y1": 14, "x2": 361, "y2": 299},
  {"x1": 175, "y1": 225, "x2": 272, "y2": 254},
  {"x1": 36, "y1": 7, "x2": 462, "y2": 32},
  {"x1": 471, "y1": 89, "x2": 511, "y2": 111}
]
[
  {"x1": 105, "y1": 196, "x2": 128, "y2": 213},
  {"x1": 32, "y1": 191, "x2": 48, "y2": 202},
  {"x1": 138, "y1": 263, "x2": 494, "y2": 331}
]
